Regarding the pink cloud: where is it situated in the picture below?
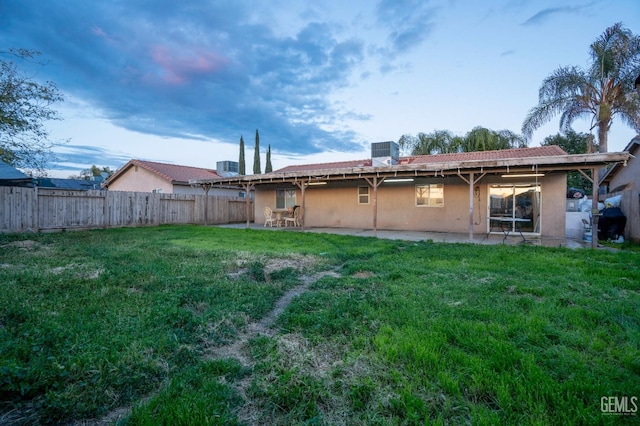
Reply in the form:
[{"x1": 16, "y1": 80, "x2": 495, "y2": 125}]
[{"x1": 149, "y1": 45, "x2": 227, "y2": 85}]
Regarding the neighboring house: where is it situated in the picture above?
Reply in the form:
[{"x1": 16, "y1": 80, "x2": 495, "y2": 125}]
[
  {"x1": 103, "y1": 159, "x2": 244, "y2": 197},
  {"x1": 190, "y1": 143, "x2": 630, "y2": 241},
  {"x1": 599, "y1": 135, "x2": 640, "y2": 241},
  {"x1": 35, "y1": 177, "x2": 104, "y2": 190},
  {"x1": 0, "y1": 160, "x2": 33, "y2": 187}
]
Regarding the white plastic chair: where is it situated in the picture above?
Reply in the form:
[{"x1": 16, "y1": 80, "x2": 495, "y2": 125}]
[
  {"x1": 284, "y1": 207, "x2": 300, "y2": 227},
  {"x1": 264, "y1": 206, "x2": 277, "y2": 227}
]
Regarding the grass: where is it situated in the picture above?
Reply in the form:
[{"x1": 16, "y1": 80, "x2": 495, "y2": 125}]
[{"x1": 0, "y1": 225, "x2": 638, "y2": 425}]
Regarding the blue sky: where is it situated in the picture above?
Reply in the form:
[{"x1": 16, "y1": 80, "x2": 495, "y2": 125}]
[{"x1": 2, "y1": 0, "x2": 639, "y2": 177}]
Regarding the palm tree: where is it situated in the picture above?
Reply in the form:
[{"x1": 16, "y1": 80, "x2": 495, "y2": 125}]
[
  {"x1": 412, "y1": 130, "x2": 461, "y2": 155},
  {"x1": 522, "y1": 23, "x2": 640, "y2": 152},
  {"x1": 399, "y1": 127, "x2": 526, "y2": 155},
  {"x1": 462, "y1": 127, "x2": 526, "y2": 152}
]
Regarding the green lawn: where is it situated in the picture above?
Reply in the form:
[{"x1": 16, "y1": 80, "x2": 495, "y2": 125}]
[{"x1": 0, "y1": 226, "x2": 638, "y2": 425}]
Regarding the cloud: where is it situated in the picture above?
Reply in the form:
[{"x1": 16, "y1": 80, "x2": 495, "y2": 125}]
[
  {"x1": 375, "y1": 0, "x2": 438, "y2": 54},
  {"x1": 0, "y1": 0, "x2": 373, "y2": 156},
  {"x1": 51, "y1": 145, "x2": 132, "y2": 172},
  {"x1": 521, "y1": 5, "x2": 585, "y2": 26}
]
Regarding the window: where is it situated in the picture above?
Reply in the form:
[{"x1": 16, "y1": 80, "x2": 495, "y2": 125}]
[
  {"x1": 276, "y1": 189, "x2": 296, "y2": 209},
  {"x1": 358, "y1": 186, "x2": 369, "y2": 204},
  {"x1": 488, "y1": 184, "x2": 541, "y2": 234},
  {"x1": 416, "y1": 184, "x2": 444, "y2": 207}
]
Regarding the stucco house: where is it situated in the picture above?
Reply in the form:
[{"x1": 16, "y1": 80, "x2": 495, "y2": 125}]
[
  {"x1": 190, "y1": 143, "x2": 630, "y2": 243},
  {"x1": 35, "y1": 177, "x2": 104, "y2": 190},
  {"x1": 599, "y1": 135, "x2": 640, "y2": 241},
  {"x1": 104, "y1": 159, "x2": 245, "y2": 197}
]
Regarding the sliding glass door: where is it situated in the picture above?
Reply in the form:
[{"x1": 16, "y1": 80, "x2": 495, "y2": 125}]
[{"x1": 488, "y1": 184, "x2": 541, "y2": 234}]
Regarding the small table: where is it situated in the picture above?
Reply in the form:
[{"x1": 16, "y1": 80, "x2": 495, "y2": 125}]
[
  {"x1": 272, "y1": 209, "x2": 289, "y2": 227},
  {"x1": 489, "y1": 217, "x2": 531, "y2": 243}
]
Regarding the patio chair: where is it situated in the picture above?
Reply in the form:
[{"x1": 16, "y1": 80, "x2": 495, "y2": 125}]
[
  {"x1": 263, "y1": 206, "x2": 277, "y2": 227},
  {"x1": 284, "y1": 206, "x2": 300, "y2": 227}
]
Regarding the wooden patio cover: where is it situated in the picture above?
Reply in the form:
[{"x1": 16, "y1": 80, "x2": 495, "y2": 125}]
[{"x1": 191, "y1": 151, "x2": 631, "y2": 248}]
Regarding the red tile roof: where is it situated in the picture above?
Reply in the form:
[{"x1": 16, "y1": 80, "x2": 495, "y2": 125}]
[
  {"x1": 276, "y1": 159, "x2": 373, "y2": 173},
  {"x1": 408, "y1": 145, "x2": 567, "y2": 164},
  {"x1": 275, "y1": 146, "x2": 567, "y2": 173},
  {"x1": 109, "y1": 159, "x2": 221, "y2": 186}
]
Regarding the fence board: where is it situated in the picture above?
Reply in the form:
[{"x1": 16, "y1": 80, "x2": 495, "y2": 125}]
[{"x1": 0, "y1": 187, "x2": 253, "y2": 233}]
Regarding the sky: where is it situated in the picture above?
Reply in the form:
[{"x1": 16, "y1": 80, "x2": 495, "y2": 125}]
[{"x1": 2, "y1": 0, "x2": 639, "y2": 177}]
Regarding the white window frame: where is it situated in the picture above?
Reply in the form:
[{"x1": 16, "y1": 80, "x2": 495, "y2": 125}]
[
  {"x1": 358, "y1": 186, "x2": 370, "y2": 204},
  {"x1": 415, "y1": 184, "x2": 444, "y2": 207}
]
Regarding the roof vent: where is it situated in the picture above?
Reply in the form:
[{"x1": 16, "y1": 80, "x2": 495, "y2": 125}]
[
  {"x1": 216, "y1": 161, "x2": 239, "y2": 177},
  {"x1": 371, "y1": 141, "x2": 399, "y2": 167}
]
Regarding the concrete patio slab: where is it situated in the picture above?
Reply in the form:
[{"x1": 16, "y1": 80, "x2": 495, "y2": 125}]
[{"x1": 215, "y1": 223, "x2": 590, "y2": 249}]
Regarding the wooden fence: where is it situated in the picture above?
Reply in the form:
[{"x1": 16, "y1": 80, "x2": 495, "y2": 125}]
[{"x1": 0, "y1": 187, "x2": 254, "y2": 233}]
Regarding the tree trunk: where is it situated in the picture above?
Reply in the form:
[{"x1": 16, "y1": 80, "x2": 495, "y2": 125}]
[{"x1": 597, "y1": 121, "x2": 608, "y2": 153}]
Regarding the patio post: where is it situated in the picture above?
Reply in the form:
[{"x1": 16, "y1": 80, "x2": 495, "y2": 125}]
[
  {"x1": 202, "y1": 183, "x2": 211, "y2": 225},
  {"x1": 242, "y1": 183, "x2": 254, "y2": 228},
  {"x1": 365, "y1": 176, "x2": 385, "y2": 237},
  {"x1": 591, "y1": 167, "x2": 600, "y2": 249},
  {"x1": 295, "y1": 181, "x2": 309, "y2": 231},
  {"x1": 468, "y1": 172, "x2": 474, "y2": 241},
  {"x1": 457, "y1": 171, "x2": 484, "y2": 241}
]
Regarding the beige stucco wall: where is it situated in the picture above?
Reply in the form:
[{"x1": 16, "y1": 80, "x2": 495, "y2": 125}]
[
  {"x1": 255, "y1": 172, "x2": 568, "y2": 238},
  {"x1": 108, "y1": 166, "x2": 174, "y2": 193},
  {"x1": 108, "y1": 167, "x2": 243, "y2": 196},
  {"x1": 609, "y1": 152, "x2": 639, "y2": 191}
]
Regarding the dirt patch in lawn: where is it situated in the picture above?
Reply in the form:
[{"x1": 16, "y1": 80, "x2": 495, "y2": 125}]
[
  {"x1": 227, "y1": 253, "x2": 323, "y2": 281},
  {"x1": 231, "y1": 252, "x2": 319, "y2": 271},
  {"x1": 49, "y1": 263, "x2": 104, "y2": 280},
  {"x1": 207, "y1": 268, "x2": 342, "y2": 424},
  {"x1": 94, "y1": 267, "x2": 342, "y2": 425},
  {"x1": 352, "y1": 271, "x2": 375, "y2": 279},
  {"x1": 1, "y1": 240, "x2": 48, "y2": 251}
]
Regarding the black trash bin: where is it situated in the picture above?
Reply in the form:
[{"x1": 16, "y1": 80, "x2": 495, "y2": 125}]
[{"x1": 598, "y1": 207, "x2": 626, "y2": 240}]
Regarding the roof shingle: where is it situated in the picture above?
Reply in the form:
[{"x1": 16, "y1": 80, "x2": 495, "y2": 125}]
[
  {"x1": 275, "y1": 146, "x2": 567, "y2": 173},
  {"x1": 107, "y1": 159, "x2": 221, "y2": 186},
  {"x1": 131, "y1": 160, "x2": 221, "y2": 183}
]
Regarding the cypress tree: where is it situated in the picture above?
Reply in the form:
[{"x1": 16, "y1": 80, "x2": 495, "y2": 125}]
[
  {"x1": 265, "y1": 144, "x2": 273, "y2": 173},
  {"x1": 253, "y1": 129, "x2": 261, "y2": 174},
  {"x1": 239, "y1": 135, "x2": 246, "y2": 175}
]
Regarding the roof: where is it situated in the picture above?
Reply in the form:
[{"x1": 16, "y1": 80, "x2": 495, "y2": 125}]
[
  {"x1": 599, "y1": 136, "x2": 640, "y2": 185},
  {"x1": 105, "y1": 159, "x2": 221, "y2": 187},
  {"x1": 191, "y1": 145, "x2": 630, "y2": 188},
  {"x1": 276, "y1": 146, "x2": 568, "y2": 173},
  {"x1": 0, "y1": 160, "x2": 33, "y2": 187},
  {"x1": 36, "y1": 178, "x2": 102, "y2": 190},
  {"x1": 0, "y1": 160, "x2": 30, "y2": 179}
]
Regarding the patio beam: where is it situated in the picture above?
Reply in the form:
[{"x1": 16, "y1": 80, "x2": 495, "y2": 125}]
[
  {"x1": 188, "y1": 151, "x2": 629, "y2": 189},
  {"x1": 577, "y1": 169, "x2": 594, "y2": 183}
]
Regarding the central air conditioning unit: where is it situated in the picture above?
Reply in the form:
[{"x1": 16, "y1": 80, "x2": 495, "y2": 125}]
[
  {"x1": 216, "y1": 160, "x2": 239, "y2": 177},
  {"x1": 371, "y1": 141, "x2": 399, "y2": 167}
]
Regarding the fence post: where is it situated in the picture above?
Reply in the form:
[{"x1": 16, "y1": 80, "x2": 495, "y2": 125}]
[{"x1": 33, "y1": 186, "x2": 39, "y2": 231}]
